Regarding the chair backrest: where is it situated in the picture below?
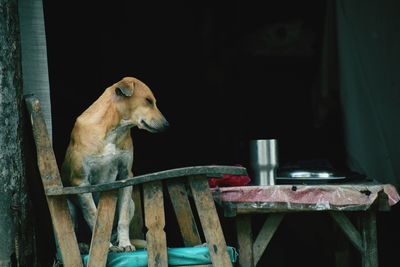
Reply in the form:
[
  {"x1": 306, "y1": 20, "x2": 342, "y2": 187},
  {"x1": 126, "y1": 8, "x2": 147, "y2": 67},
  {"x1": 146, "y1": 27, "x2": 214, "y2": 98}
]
[
  {"x1": 25, "y1": 94, "x2": 248, "y2": 267},
  {"x1": 25, "y1": 95, "x2": 83, "y2": 266}
]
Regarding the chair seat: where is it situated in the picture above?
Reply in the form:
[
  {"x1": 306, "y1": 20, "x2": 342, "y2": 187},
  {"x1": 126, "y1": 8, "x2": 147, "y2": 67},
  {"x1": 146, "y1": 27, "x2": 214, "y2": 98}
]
[{"x1": 82, "y1": 246, "x2": 238, "y2": 267}]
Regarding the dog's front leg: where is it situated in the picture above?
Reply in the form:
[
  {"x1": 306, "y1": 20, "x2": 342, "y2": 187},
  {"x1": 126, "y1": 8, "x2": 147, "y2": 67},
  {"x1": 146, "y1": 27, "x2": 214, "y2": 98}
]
[
  {"x1": 77, "y1": 193, "x2": 98, "y2": 231},
  {"x1": 78, "y1": 192, "x2": 118, "y2": 251},
  {"x1": 115, "y1": 186, "x2": 135, "y2": 251}
]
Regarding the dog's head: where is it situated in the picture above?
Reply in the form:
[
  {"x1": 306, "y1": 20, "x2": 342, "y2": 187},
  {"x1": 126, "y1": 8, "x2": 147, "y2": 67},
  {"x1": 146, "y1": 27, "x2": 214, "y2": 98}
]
[{"x1": 113, "y1": 77, "x2": 169, "y2": 133}]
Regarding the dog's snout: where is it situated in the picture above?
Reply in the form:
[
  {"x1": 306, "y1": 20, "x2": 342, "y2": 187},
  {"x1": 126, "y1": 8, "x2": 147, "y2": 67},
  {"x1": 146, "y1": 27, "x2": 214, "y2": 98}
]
[
  {"x1": 159, "y1": 118, "x2": 169, "y2": 132},
  {"x1": 140, "y1": 116, "x2": 169, "y2": 133}
]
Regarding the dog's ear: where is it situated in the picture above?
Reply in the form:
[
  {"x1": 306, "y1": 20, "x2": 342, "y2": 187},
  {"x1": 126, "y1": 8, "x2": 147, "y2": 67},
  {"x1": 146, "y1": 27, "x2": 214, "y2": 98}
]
[{"x1": 116, "y1": 81, "x2": 135, "y2": 97}]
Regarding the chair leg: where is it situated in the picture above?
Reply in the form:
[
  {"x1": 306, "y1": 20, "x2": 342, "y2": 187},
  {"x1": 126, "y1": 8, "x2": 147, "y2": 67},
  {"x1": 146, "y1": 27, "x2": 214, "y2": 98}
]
[
  {"x1": 87, "y1": 190, "x2": 118, "y2": 267},
  {"x1": 143, "y1": 181, "x2": 168, "y2": 267},
  {"x1": 48, "y1": 196, "x2": 83, "y2": 267},
  {"x1": 189, "y1": 175, "x2": 233, "y2": 267}
]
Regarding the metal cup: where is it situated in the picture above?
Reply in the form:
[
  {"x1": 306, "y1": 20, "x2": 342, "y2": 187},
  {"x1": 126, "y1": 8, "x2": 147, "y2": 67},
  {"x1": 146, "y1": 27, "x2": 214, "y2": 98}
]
[{"x1": 249, "y1": 139, "x2": 278, "y2": 185}]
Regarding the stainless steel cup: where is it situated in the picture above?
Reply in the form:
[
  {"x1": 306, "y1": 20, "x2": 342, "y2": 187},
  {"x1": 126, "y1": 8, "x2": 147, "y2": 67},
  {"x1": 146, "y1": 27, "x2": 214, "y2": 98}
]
[{"x1": 250, "y1": 139, "x2": 278, "y2": 185}]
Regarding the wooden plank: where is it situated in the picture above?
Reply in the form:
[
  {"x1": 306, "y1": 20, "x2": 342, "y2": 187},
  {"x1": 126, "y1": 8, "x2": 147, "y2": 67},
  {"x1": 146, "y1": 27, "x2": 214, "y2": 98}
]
[
  {"x1": 167, "y1": 179, "x2": 202, "y2": 246},
  {"x1": 25, "y1": 97, "x2": 63, "y2": 188},
  {"x1": 360, "y1": 211, "x2": 378, "y2": 267},
  {"x1": 252, "y1": 213, "x2": 284, "y2": 266},
  {"x1": 143, "y1": 181, "x2": 168, "y2": 267},
  {"x1": 46, "y1": 165, "x2": 248, "y2": 196},
  {"x1": 130, "y1": 186, "x2": 144, "y2": 239},
  {"x1": 87, "y1": 190, "x2": 118, "y2": 267},
  {"x1": 235, "y1": 203, "x2": 337, "y2": 213},
  {"x1": 329, "y1": 212, "x2": 363, "y2": 253},
  {"x1": 189, "y1": 175, "x2": 232, "y2": 267},
  {"x1": 236, "y1": 215, "x2": 254, "y2": 267},
  {"x1": 25, "y1": 96, "x2": 82, "y2": 267}
]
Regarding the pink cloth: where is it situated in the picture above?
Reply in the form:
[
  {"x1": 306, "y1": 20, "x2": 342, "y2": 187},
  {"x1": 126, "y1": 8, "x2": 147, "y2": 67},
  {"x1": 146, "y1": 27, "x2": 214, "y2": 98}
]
[{"x1": 212, "y1": 184, "x2": 400, "y2": 211}]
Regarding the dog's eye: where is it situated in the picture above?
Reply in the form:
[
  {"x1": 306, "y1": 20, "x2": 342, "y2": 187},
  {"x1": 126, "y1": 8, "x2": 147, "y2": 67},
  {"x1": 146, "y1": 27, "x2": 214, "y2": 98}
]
[{"x1": 146, "y1": 98, "x2": 153, "y2": 105}]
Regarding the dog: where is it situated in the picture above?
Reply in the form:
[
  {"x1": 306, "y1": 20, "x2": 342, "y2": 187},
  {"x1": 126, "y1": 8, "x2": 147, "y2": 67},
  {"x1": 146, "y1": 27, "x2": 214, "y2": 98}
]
[{"x1": 61, "y1": 76, "x2": 169, "y2": 252}]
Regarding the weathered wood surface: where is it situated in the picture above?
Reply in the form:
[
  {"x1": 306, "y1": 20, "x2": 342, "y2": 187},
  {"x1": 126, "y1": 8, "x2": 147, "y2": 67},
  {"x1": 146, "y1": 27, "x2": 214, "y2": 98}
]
[
  {"x1": 253, "y1": 213, "x2": 284, "y2": 266},
  {"x1": 189, "y1": 175, "x2": 232, "y2": 267},
  {"x1": 329, "y1": 211, "x2": 363, "y2": 253},
  {"x1": 46, "y1": 165, "x2": 248, "y2": 196},
  {"x1": 167, "y1": 179, "x2": 202, "y2": 246},
  {"x1": 144, "y1": 181, "x2": 168, "y2": 267},
  {"x1": 87, "y1": 190, "x2": 118, "y2": 267},
  {"x1": 236, "y1": 215, "x2": 254, "y2": 267},
  {"x1": 25, "y1": 96, "x2": 82, "y2": 266}
]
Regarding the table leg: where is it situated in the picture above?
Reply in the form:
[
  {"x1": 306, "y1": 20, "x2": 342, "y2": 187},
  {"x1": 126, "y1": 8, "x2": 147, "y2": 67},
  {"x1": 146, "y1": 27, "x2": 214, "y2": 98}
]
[
  {"x1": 236, "y1": 213, "x2": 284, "y2": 267},
  {"x1": 236, "y1": 214, "x2": 254, "y2": 267},
  {"x1": 361, "y1": 211, "x2": 378, "y2": 267},
  {"x1": 253, "y1": 213, "x2": 284, "y2": 266},
  {"x1": 330, "y1": 212, "x2": 363, "y2": 253}
]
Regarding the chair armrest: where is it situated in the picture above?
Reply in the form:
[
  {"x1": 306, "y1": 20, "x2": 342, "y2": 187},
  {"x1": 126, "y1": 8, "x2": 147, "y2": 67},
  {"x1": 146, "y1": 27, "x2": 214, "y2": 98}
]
[{"x1": 46, "y1": 165, "x2": 248, "y2": 196}]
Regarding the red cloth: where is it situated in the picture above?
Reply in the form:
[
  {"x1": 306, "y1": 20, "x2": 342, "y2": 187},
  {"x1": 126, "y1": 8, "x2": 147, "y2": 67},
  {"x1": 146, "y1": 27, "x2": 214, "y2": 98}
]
[{"x1": 208, "y1": 167, "x2": 251, "y2": 188}]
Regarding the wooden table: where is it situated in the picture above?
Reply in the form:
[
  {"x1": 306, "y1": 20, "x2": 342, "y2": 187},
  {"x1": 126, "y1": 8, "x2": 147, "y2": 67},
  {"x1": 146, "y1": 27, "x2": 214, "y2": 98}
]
[{"x1": 212, "y1": 183, "x2": 400, "y2": 267}]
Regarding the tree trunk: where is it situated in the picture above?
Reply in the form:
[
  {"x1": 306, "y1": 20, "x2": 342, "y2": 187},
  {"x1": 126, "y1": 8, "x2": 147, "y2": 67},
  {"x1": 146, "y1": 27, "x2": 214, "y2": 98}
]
[{"x1": 0, "y1": 0, "x2": 26, "y2": 266}]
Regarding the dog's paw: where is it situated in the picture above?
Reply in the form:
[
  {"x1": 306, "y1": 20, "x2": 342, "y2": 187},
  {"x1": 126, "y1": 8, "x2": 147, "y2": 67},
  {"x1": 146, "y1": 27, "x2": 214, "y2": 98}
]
[
  {"x1": 121, "y1": 244, "x2": 136, "y2": 252},
  {"x1": 109, "y1": 241, "x2": 136, "y2": 252},
  {"x1": 119, "y1": 240, "x2": 136, "y2": 252}
]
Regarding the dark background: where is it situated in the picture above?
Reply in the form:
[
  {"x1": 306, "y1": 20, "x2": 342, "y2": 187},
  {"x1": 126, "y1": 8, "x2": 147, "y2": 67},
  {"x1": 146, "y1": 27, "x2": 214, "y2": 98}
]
[
  {"x1": 40, "y1": 1, "x2": 398, "y2": 266},
  {"x1": 44, "y1": 0, "x2": 345, "y2": 174}
]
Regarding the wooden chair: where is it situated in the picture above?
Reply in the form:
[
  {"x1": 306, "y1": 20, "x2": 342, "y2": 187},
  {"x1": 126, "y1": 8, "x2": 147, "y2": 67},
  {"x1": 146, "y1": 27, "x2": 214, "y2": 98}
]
[{"x1": 25, "y1": 94, "x2": 247, "y2": 267}]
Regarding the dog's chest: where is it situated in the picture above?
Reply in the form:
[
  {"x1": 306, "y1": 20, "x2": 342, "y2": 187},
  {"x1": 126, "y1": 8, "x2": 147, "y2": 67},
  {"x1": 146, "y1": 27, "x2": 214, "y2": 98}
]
[{"x1": 83, "y1": 141, "x2": 133, "y2": 185}]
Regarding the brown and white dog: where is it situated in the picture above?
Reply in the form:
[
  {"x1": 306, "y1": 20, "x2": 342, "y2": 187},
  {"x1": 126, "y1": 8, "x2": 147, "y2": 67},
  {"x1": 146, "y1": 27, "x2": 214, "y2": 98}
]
[{"x1": 61, "y1": 76, "x2": 169, "y2": 252}]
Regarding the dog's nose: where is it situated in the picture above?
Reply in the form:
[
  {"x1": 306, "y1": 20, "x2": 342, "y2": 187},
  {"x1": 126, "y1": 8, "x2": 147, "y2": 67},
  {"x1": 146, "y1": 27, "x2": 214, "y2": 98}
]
[{"x1": 161, "y1": 118, "x2": 169, "y2": 131}]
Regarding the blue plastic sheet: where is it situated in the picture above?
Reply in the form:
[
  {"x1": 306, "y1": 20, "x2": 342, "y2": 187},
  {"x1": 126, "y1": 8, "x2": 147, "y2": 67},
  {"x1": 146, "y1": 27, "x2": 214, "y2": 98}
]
[{"x1": 82, "y1": 246, "x2": 238, "y2": 266}]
